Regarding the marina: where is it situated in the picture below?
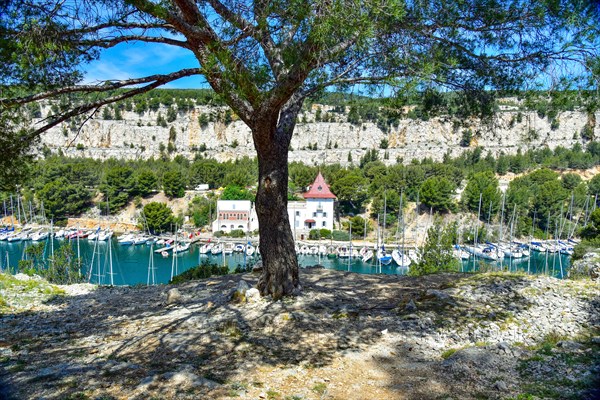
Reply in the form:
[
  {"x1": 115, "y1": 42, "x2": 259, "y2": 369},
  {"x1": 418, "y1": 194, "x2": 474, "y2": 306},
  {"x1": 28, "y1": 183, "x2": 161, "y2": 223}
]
[{"x1": 0, "y1": 228, "x2": 572, "y2": 285}]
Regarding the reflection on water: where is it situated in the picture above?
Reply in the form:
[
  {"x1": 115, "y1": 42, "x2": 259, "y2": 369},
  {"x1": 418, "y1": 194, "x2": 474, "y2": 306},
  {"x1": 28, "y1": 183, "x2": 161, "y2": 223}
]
[{"x1": 0, "y1": 239, "x2": 570, "y2": 285}]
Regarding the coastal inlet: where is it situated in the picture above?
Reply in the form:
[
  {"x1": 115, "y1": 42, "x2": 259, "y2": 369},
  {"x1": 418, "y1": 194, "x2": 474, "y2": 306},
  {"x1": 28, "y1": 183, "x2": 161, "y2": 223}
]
[{"x1": 0, "y1": 235, "x2": 571, "y2": 285}]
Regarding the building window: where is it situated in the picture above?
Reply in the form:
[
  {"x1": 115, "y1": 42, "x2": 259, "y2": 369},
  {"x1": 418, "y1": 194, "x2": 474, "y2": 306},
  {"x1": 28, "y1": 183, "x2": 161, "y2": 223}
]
[
  {"x1": 313, "y1": 212, "x2": 317, "y2": 217},
  {"x1": 295, "y1": 211, "x2": 300, "y2": 217},
  {"x1": 295, "y1": 221, "x2": 299, "y2": 228},
  {"x1": 323, "y1": 212, "x2": 327, "y2": 217},
  {"x1": 322, "y1": 221, "x2": 326, "y2": 227}
]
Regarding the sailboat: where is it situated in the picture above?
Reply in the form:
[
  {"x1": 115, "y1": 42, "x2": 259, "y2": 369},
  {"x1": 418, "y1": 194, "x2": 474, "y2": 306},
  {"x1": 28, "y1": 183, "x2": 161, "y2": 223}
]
[
  {"x1": 173, "y1": 242, "x2": 191, "y2": 254},
  {"x1": 199, "y1": 240, "x2": 214, "y2": 254},
  {"x1": 377, "y1": 245, "x2": 393, "y2": 265},
  {"x1": 211, "y1": 241, "x2": 223, "y2": 255},
  {"x1": 392, "y1": 191, "x2": 411, "y2": 268},
  {"x1": 246, "y1": 242, "x2": 255, "y2": 257},
  {"x1": 358, "y1": 217, "x2": 373, "y2": 263},
  {"x1": 360, "y1": 245, "x2": 373, "y2": 263}
]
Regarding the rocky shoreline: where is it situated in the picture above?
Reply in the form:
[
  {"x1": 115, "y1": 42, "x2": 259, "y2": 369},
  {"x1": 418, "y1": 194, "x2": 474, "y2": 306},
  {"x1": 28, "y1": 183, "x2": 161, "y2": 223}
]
[{"x1": 1, "y1": 269, "x2": 598, "y2": 399}]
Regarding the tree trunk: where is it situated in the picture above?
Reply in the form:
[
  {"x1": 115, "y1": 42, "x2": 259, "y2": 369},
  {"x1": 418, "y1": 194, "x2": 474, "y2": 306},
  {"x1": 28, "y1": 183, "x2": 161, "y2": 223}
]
[{"x1": 253, "y1": 99, "x2": 303, "y2": 299}]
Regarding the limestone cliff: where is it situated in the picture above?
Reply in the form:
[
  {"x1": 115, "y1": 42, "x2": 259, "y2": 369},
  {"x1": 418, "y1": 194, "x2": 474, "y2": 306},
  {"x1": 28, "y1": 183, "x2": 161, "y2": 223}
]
[{"x1": 37, "y1": 103, "x2": 599, "y2": 165}]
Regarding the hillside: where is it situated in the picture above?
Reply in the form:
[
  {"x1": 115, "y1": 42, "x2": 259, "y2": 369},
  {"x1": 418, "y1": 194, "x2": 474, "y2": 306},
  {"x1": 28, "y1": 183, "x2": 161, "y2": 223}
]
[{"x1": 36, "y1": 99, "x2": 599, "y2": 166}]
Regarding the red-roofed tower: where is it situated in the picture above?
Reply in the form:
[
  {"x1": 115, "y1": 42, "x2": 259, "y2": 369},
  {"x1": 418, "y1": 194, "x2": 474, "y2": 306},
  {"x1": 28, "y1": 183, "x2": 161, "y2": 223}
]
[
  {"x1": 287, "y1": 173, "x2": 336, "y2": 234},
  {"x1": 303, "y1": 172, "x2": 337, "y2": 200}
]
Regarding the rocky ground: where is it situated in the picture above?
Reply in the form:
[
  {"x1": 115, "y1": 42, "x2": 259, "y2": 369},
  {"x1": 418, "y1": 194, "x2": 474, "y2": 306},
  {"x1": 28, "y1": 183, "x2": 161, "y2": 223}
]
[{"x1": 0, "y1": 268, "x2": 598, "y2": 400}]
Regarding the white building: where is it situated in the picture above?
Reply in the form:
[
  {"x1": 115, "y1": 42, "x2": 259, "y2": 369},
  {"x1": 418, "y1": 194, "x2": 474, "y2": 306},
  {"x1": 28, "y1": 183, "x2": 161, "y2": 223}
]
[
  {"x1": 211, "y1": 174, "x2": 336, "y2": 237},
  {"x1": 211, "y1": 200, "x2": 259, "y2": 233},
  {"x1": 288, "y1": 173, "x2": 336, "y2": 238}
]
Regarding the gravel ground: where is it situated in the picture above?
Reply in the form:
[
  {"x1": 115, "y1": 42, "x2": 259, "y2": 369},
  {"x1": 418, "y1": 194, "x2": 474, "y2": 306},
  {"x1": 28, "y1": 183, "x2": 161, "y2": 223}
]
[{"x1": 0, "y1": 269, "x2": 598, "y2": 400}]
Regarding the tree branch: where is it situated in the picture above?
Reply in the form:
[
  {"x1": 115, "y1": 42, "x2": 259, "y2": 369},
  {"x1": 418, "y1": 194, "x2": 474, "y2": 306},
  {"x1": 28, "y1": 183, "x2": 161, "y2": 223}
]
[
  {"x1": 21, "y1": 69, "x2": 201, "y2": 140},
  {"x1": 79, "y1": 35, "x2": 190, "y2": 49},
  {"x1": 68, "y1": 22, "x2": 174, "y2": 35},
  {"x1": 2, "y1": 69, "x2": 201, "y2": 106}
]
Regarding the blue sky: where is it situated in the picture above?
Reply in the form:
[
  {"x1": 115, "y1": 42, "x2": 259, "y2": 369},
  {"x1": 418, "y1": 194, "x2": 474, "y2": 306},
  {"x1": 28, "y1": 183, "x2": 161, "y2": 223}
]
[{"x1": 82, "y1": 41, "x2": 206, "y2": 89}]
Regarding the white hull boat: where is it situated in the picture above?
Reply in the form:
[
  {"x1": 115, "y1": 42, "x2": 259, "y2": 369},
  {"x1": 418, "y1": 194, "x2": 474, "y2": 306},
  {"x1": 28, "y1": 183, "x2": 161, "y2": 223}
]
[{"x1": 392, "y1": 249, "x2": 411, "y2": 268}]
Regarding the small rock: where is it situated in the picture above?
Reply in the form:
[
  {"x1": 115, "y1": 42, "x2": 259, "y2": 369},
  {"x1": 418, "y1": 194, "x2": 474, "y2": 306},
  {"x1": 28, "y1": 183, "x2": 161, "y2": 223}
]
[
  {"x1": 557, "y1": 340, "x2": 584, "y2": 351},
  {"x1": 404, "y1": 299, "x2": 417, "y2": 313},
  {"x1": 494, "y1": 380, "x2": 508, "y2": 391},
  {"x1": 426, "y1": 289, "x2": 452, "y2": 302},
  {"x1": 163, "y1": 370, "x2": 221, "y2": 390},
  {"x1": 135, "y1": 375, "x2": 157, "y2": 391},
  {"x1": 166, "y1": 288, "x2": 182, "y2": 305},
  {"x1": 381, "y1": 329, "x2": 389, "y2": 335},
  {"x1": 231, "y1": 280, "x2": 250, "y2": 303},
  {"x1": 13, "y1": 273, "x2": 31, "y2": 281},
  {"x1": 252, "y1": 261, "x2": 263, "y2": 273},
  {"x1": 246, "y1": 288, "x2": 261, "y2": 303},
  {"x1": 590, "y1": 337, "x2": 600, "y2": 345},
  {"x1": 401, "y1": 313, "x2": 419, "y2": 320},
  {"x1": 497, "y1": 342, "x2": 510, "y2": 353},
  {"x1": 237, "y1": 280, "x2": 250, "y2": 293}
]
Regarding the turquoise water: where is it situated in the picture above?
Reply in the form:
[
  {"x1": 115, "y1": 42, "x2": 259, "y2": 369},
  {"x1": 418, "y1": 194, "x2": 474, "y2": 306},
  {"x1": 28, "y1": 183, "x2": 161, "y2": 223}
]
[{"x1": 0, "y1": 239, "x2": 570, "y2": 285}]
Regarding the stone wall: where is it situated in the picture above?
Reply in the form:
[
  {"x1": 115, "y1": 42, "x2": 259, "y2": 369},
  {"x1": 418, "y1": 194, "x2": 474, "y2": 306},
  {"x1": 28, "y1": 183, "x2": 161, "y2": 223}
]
[{"x1": 37, "y1": 103, "x2": 599, "y2": 166}]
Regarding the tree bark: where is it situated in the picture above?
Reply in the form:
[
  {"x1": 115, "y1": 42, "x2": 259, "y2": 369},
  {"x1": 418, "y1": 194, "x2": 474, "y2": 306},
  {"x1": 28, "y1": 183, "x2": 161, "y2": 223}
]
[{"x1": 253, "y1": 96, "x2": 304, "y2": 299}]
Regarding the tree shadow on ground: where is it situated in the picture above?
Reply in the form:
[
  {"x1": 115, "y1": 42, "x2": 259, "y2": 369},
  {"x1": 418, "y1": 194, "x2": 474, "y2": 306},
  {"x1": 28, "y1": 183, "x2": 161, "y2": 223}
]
[{"x1": 0, "y1": 269, "x2": 598, "y2": 399}]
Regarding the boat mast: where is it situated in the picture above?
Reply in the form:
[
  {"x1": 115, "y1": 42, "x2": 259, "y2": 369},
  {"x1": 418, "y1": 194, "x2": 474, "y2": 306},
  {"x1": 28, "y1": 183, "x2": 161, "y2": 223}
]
[
  {"x1": 376, "y1": 214, "x2": 381, "y2": 273},
  {"x1": 171, "y1": 226, "x2": 178, "y2": 280},
  {"x1": 77, "y1": 224, "x2": 81, "y2": 276},
  {"x1": 348, "y1": 222, "x2": 352, "y2": 271},
  {"x1": 147, "y1": 242, "x2": 155, "y2": 285},
  {"x1": 29, "y1": 201, "x2": 34, "y2": 225},
  {"x1": 544, "y1": 211, "x2": 550, "y2": 275},
  {"x1": 401, "y1": 190, "x2": 405, "y2": 262},
  {"x1": 363, "y1": 216, "x2": 367, "y2": 250},
  {"x1": 508, "y1": 205, "x2": 517, "y2": 271},
  {"x1": 109, "y1": 233, "x2": 114, "y2": 286},
  {"x1": 50, "y1": 220, "x2": 54, "y2": 267},
  {"x1": 21, "y1": 196, "x2": 28, "y2": 225},
  {"x1": 16, "y1": 195, "x2": 21, "y2": 225},
  {"x1": 382, "y1": 191, "x2": 387, "y2": 248},
  {"x1": 9, "y1": 195, "x2": 14, "y2": 228},
  {"x1": 472, "y1": 193, "x2": 483, "y2": 271},
  {"x1": 499, "y1": 191, "x2": 506, "y2": 270}
]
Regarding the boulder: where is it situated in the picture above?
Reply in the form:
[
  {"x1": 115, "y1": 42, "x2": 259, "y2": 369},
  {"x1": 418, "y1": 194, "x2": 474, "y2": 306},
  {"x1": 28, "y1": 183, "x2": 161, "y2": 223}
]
[
  {"x1": 246, "y1": 288, "x2": 261, "y2": 303},
  {"x1": 166, "y1": 288, "x2": 182, "y2": 305}
]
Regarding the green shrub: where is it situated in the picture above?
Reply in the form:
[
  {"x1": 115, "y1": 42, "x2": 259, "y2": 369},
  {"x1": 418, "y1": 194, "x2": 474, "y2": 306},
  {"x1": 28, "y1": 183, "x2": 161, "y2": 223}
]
[
  {"x1": 572, "y1": 237, "x2": 600, "y2": 261},
  {"x1": 169, "y1": 259, "x2": 229, "y2": 284},
  {"x1": 331, "y1": 230, "x2": 350, "y2": 241},
  {"x1": 228, "y1": 229, "x2": 245, "y2": 238},
  {"x1": 309, "y1": 228, "x2": 332, "y2": 240},
  {"x1": 320, "y1": 228, "x2": 332, "y2": 239},
  {"x1": 410, "y1": 220, "x2": 459, "y2": 276}
]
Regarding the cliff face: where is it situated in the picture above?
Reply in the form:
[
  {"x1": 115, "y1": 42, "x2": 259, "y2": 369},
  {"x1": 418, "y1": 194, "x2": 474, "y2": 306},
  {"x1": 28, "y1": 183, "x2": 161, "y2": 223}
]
[{"x1": 37, "y1": 103, "x2": 599, "y2": 165}]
